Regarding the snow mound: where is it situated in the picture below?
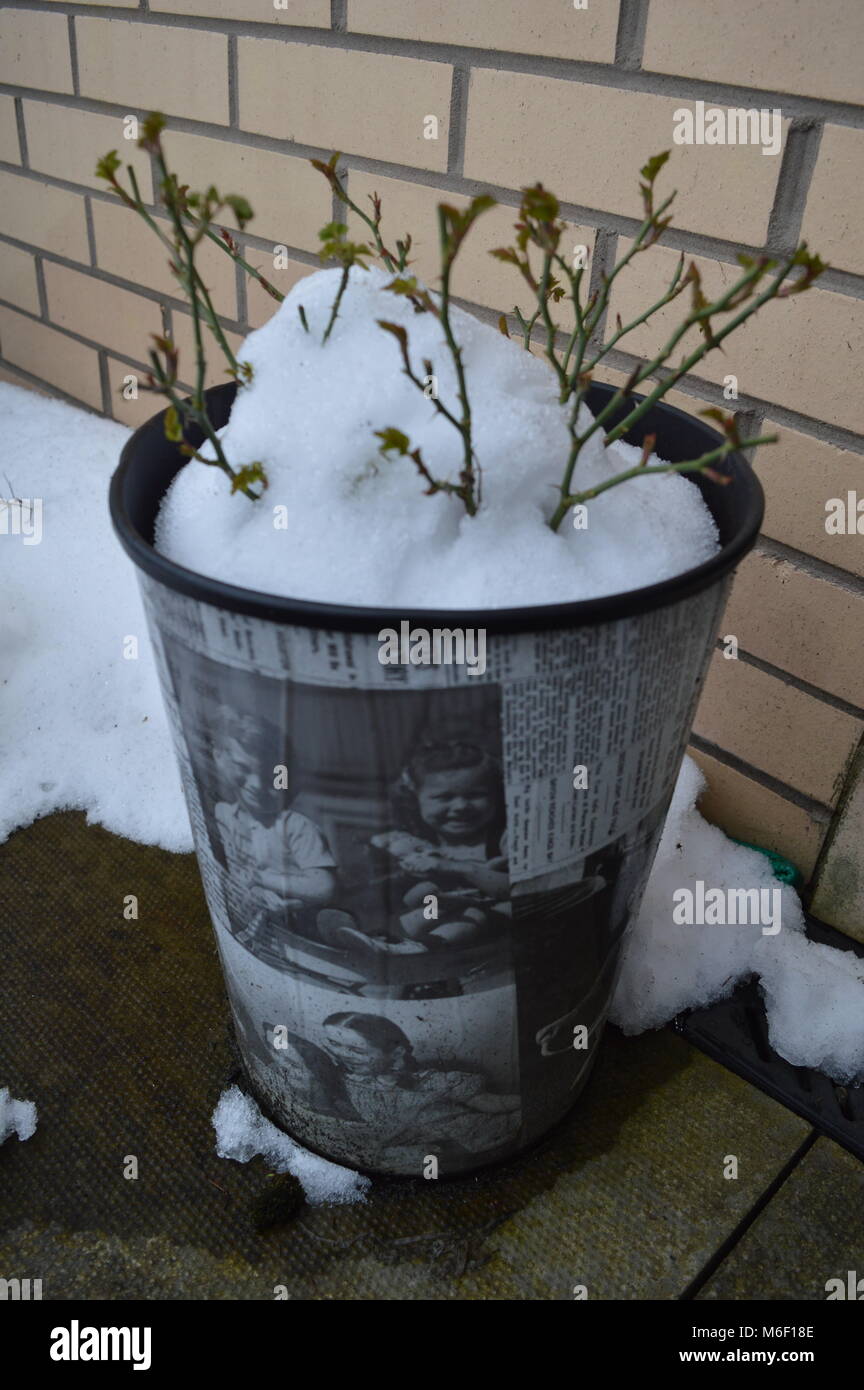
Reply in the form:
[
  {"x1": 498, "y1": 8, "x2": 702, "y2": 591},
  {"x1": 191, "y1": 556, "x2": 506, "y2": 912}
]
[
  {"x1": 156, "y1": 266, "x2": 720, "y2": 608},
  {"x1": 212, "y1": 1085, "x2": 370, "y2": 1205},
  {"x1": 0, "y1": 383, "x2": 192, "y2": 850},
  {"x1": 0, "y1": 1086, "x2": 37, "y2": 1143},
  {"x1": 612, "y1": 757, "x2": 864, "y2": 1084}
]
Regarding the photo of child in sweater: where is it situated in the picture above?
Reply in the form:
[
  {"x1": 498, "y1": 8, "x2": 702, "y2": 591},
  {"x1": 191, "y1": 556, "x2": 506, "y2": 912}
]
[{"x1": 209, "y1": 708, "x2": 337, "y2": 965}]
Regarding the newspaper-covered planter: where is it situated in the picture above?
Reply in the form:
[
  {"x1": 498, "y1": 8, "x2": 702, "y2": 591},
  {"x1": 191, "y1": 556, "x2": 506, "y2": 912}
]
[{"x1": 110, "y1": 382, "x2": 763, "y2": 1177}]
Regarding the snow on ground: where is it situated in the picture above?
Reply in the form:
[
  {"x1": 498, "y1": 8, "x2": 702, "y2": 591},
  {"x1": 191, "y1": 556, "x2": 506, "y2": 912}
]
[
  {"x1": 0, "y1": 1086, "x2": 37, "y2": 1144},
  {"x1": 157, "y1": 266, "x2": 720, "y2": 609},
  {"x1": 213, "y1": 1085, "x2": 370, "y2": 1204},
  {"x1": 1, "y1": 378, "x2": 862, "y2": 1095},
  {"x1": 613, "y1": 759, "x2": 864, "y2": 1083},
  {"x1": 0, "y1": 383, "x2": 192, "y2": 851}
]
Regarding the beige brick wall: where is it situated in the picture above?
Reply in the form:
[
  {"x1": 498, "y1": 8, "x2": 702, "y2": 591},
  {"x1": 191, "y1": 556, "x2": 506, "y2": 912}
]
[{"x1": 0, "y1": 1, "x2": 862, "y2": 932}]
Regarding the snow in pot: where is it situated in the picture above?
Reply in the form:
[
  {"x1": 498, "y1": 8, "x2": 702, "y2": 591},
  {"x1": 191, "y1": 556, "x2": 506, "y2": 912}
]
[{"x1": 155, "y1": 267, "x2": 719, "y2": 607}]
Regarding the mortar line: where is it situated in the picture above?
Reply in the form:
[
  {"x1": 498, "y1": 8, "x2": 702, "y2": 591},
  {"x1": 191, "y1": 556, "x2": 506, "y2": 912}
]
[
  {"x1": 330, "y1": 0, "x2": 347, "y2": 33},
  {"x1": 6, "y1": 117, "x2": 861, "y2": 295},
  {"x1": 0, "y1": 260, "x2": 244, "y2": 342},
  {"x1": 614, "y1": 0, "x2": 649, "y2": 70},
  {"x1": 678, "y1": 1131, "x2": 819, "y2": 1301},
  {"x1": 15, "y1": 4, "x2": 864, "y2": 129},
  {"x1": 13, "y1": 96, "x2": 29, "y2": 167},
  {"x1": 33, "y1": 256, "x2": 49, "y2": 320},
  {"x1": 0, "y1": 353, "x2": 101, "y2": 414},
  {"x1": 227, "y1": 34, "x2": 239, "y2": 128},
  {"x1": 688, "y1": 734, "x2": 834, "y2": 822},
  {"x1": 755, "y1": 534, "x2": 864, "y2": 598},
  {"x1": 724, "y1": 646, "x2": 864, "y2": 723},
  {"x1": 0, "y1": 292, "x2": 228, "y2": 403},
  {"x1": 587, "y1": 228, "x2": 616, "y2": 347},
  {"x1": 97, "y1": 346, "x2": 112, "y2": 416},
  {"x1": 66, "y1": 14, "x2": 81, "y2": 98},
  {"x1": 447, "y1": 65, "x2": 469, "y2": 177},
  {"x1": 83, "y1": 194, "x2": 98, "y2": 267},
  {"x1": 809, "y1": 733, "x2": 864, "y2": 892},
  {"x1": 599, "y1": 346, "x2": 864, "y2": 456},
  {"x1": 766, "y1": 120, "x2": 824, "y2": 254}
]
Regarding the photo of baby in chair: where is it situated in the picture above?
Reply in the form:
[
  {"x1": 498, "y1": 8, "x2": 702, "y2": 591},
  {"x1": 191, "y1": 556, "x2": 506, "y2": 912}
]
[{"x1": 317, "y1": 741, "x2": 511, "y2": 968}]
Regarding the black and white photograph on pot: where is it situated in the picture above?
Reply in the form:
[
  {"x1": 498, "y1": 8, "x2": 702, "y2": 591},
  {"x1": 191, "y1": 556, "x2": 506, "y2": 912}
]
[
  {"x1": 223, "y1": 967, "x2": 521, "y2": 1175},
  {"x1": 159, "y1": 636, "x2": 516, "y2": 1001}
]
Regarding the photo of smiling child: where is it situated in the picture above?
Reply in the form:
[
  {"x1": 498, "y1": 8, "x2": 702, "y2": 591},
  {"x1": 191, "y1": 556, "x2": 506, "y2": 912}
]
[{"x1": 324, "y1": 741, "x2": 511, "y2": 965}]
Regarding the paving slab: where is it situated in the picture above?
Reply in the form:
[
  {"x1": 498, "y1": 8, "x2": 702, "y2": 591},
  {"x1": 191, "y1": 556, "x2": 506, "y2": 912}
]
[
  {"x1": 699, "y1": 1138, "x2": 864, "y2": 1302},
  {"x1": 1, "y1": 811, "x2": 813, "y2": 1300}
]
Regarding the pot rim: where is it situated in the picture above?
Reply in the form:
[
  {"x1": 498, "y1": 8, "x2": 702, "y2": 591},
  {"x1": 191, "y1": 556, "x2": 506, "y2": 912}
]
[{"x1": 110, "y1": 382, "x2": 764, "y2": 634}]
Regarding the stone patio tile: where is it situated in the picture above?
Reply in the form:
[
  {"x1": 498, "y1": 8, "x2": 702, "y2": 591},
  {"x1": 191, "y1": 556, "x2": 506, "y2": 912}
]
[{"x1": 699, "y1": 1138, "x2": 864, "y2": 1301}]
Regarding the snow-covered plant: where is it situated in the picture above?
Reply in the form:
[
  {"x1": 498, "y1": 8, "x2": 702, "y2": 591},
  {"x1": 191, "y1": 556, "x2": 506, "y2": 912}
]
[
  {"x1": 488, "y1": 157, "x2": 825, "y2": 530},
  {"x1": 97, "y1": 113, "x2": 267, "y2": 499},
  {"x1": 98, "y1": 117, "x2": 826, "y2": 529}
]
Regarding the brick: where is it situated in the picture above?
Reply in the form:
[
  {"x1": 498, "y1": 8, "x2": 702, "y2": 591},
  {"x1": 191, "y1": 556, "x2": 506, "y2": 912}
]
[
  {"x1": 170, "y1": 309, "x2": 246, "y2": 391},
  {"x1": 754, "y1": 423, "x2": 864, "y2": 579},
  {"x1": 346, "y1": 171, "x2": 595, "y2": 313},
  {"x1": 347, "y1": 0, "x2": 620, "y2": 62},
  {"x1": 464, "y1": 71, "x2": 784, "y2": 245},
  {"x1": 23, "y1": 102, "x2": 153, "y2": 198},
  {"x1": 76, "y1": 18, "x2": 229, "y2": 126},
  {"x1": 723, "y1": 548, "x2": 864, "y2": 709},
  {"x1": 0, "y1": 9, "x2": 73, "y2": 94},
  {"x1": 0, "y1": 305, "x2": 102, "y2": 409},
  {"x1": 0, "y1": 364, "x2": 51, "y2": 393},
  {"x1": 0, "y1": 170, "x2": 89, "y2": 261},
  {"x1": 801, "y1": 125, "x2": 864, "y2": 278},
  {"x1": 152, "y1": 0, "x2": 329, "y2": 19},
  {"x1": 106, "y1": 357, "x2": 166, "y2": 429},
  {"x1": 44, "y1": 262, "x2": 162, "y2": 361},
  {"x1": 91, "y1": 199, "x2": 237, "y2": 318},
  {"x1": 161, "y1": 129, "x2": 330, "y2": 253},
  {"x1": 687, "y1": 746, "x2": 826, "y2": 880},
  {"x1": 245, "y1": 259, "x2": 312, "y2": 329},
  {"x1": 0, "y1": 244, "x2": 40, "y2": 315},
  {"x1": 237, "y1": 39, "x2": 452, "y2": 171},
  {"x1": 607, "y1": 243, "x2": 864, "y2": 436},
  {"x1": 694, "y1": 653, "x2": 861, "y2": 805},
  {"x1": 0, "y1": 95, "x2": 21, "y2": 165},
  {"x1": 644, "y1": 0, "x2": 864, "y2": 106},
  {"x1": 811, "y1": 745, "x2": 864, "y2": 945}
]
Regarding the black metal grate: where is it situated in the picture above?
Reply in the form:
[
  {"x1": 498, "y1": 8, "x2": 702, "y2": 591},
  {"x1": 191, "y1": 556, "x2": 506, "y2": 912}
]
[{"x1": 673, "y1": 915, "x2": 864, "y2": 1160}]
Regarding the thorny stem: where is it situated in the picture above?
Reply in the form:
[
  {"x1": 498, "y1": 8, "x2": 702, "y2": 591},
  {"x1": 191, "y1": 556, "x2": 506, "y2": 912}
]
[
  {"x1": 322, "y1": 262, "x2": 351, "y2": 343},
  {"x1": 311, "y1": 154, "x2": 407, "y2": 274},
  {"x1": 559, "y1": 433, "x2": 778, "y2": 513},
  {"x1": 97, "y1": 115, "x2": 265, "y2": 499},
  {"x1": 436, "y1": 204, "x2": 481, "y2": 513},
  {"x1": 201, "y1": 224, "x2": 285, "y2": 304}
]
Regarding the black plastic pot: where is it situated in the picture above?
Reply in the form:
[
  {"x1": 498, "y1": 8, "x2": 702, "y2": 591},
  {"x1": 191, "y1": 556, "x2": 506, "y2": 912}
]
[{"x1": 111, "y1": 382, "x2": 763, "y2": 1177}]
